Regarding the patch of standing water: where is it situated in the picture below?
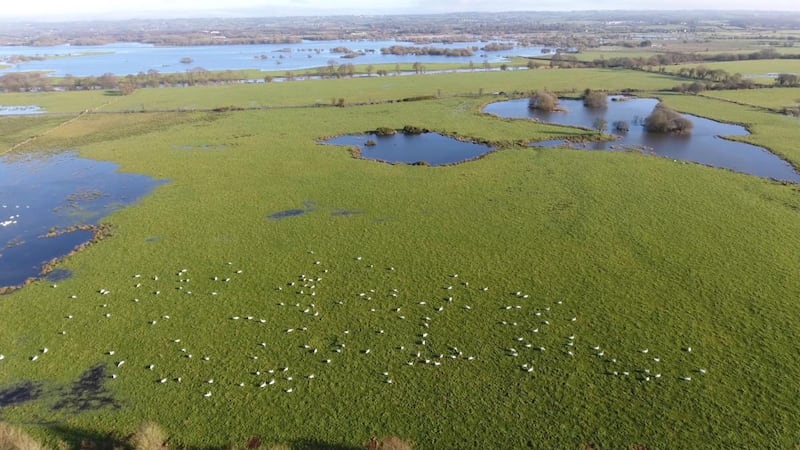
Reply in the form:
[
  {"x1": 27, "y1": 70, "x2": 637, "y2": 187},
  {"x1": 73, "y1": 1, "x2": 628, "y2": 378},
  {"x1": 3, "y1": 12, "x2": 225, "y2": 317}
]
[
  {"x1": 0, "y1": 151, "x2": 164, "y2": 290},
  {"x1": 324, "y1": 132, "x2": 493, "y2": 166},
  {"x1": 483, "y1": 97, "x2": 800, "y2": 182},
  {"x1": 0, "y1": 105, "x2": 44, "y2": 115},
  {"x1": 267, "y1": 201, "x2": 316, "y2": 220}
]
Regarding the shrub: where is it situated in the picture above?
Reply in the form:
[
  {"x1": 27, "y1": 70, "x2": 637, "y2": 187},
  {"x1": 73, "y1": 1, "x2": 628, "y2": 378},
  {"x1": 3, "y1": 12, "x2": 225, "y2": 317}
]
[
  {"x1": 374, "y1": 127, "x2": 396, "y2": 136},
  {"x1": 582, "y1": 89, "x2": 608, "y2": 108},
  {"x1": 613, "y1": 120, "x2": 630, "y2": 133},
  {"x1": 528, "y1": 91, "x2": 559, "y2": 111},
  {"x1": 401, "y1": 125, "x2": 427, "y2": 135},
  {"x1": 129, "y1": 422, "x2": 167, "y2": 450},
  {"x1": 0, "y1": 422, "x2": 47, "y2": 450},
  {"x1": 643, "y1": 103, "x2": 693, "y2": 134},
  {"x1": 592, "y1": 117, "x2": 608, "y2": 132}
]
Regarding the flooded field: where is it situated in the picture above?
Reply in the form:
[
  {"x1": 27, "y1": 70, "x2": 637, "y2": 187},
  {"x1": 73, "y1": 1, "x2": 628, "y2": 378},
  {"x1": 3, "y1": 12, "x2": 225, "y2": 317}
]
[
  {"x1": 484, "y1": 97, "x2": 800, "y2": 182},
  {"x1": 0, "y1": 151, "x2": 163, "y2": 289},
  {"x1": 324, "y1": 132, "x2": 493, "y2": 166}
]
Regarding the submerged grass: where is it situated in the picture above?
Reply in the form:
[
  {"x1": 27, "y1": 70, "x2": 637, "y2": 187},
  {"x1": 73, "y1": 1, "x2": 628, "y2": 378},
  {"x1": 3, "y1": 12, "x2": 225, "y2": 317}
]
[{"x1": 0, "y1": 67, "x2": 800, "y2": 449}]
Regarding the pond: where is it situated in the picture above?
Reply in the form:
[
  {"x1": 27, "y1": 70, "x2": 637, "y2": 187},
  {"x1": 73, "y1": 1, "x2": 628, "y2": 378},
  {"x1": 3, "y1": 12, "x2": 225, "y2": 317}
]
[
  {"x1": 0, "y1": 151, "x2": 164, "y2": 290},
  {"x1": 0, "y1": 40, "x2": 551, "y2": 77},
  {"x1": 483, "y1": 97, "x2": 800, "y2": 183},
  {"x1": 324, "y1": 132, "x2": 493, "y2": 166}
]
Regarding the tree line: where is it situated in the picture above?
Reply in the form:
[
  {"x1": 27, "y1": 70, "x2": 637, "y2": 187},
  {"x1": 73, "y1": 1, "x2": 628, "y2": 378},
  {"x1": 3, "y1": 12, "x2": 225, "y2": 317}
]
[
  {"x1": 381, "y1": 45, "x2": 475, "y2": 57},
  {"x1": 0, "y1": 69, "x2": 262, "y2": 93}
]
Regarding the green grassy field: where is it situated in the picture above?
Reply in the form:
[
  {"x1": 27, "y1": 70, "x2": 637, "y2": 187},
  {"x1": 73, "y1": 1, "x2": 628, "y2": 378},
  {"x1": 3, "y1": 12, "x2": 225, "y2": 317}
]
[
  {"x1": 666, "y1": 59, "x2": 800, "y2": 83},
  {"x1": 699, "y1": 87, "x2": 800, "y2": 110},
  {"x1": 0, "y1": 68, "x2": 683, "y2": 114},
  {"x1": 1, "y1": 68, "x2": 800, "y2": 449}
]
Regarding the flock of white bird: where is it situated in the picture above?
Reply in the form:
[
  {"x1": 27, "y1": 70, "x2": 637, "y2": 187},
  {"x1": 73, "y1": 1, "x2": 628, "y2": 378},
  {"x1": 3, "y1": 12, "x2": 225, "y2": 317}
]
[
  {"x1": 0, "y1": 204, "x2": 25, "y2": 227},
  {"x1": 0, "y1": 251, "x2": 706, "y2": 399}
]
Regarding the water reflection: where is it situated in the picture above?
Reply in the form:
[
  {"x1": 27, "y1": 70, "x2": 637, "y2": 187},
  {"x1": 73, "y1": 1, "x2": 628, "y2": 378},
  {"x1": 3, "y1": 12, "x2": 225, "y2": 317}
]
[
  {"x1": 0, "y1": 151, "x2": 163, "y2": 289},
  {"x1": 324, "y1": 132, "x2": 493, "y2": 166},
  {"x1": 484, "y1": 97, "x2": 800, "y2": 182}
]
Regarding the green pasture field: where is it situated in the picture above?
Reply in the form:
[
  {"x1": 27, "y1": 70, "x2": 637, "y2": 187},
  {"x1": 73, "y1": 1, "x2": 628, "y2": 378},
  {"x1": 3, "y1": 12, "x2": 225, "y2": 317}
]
[
  {"x1": 1, "y1": 68, "x2": 800, "y2": 449},
  {"x1": 0, "y1": 115, "x2": 69, "y2": 150},
  {"x1": 255, "y1": 61, "x2": 524, "y2": 78},
  {"x1": 0, "y1": 90, "x2": 111, "y2": 114},
  {"x1": 0, "y1": 68, "x2": 683, "y2": 114},
  {"x1": 666, "y1": 59, "x2": 800, "y2": 82},
  {"x1": 570, "y1": 49, "x2": 658, "y2": 62},
  {"x1": 699, "y1": 87, "x2": 800, "y2": 110}
]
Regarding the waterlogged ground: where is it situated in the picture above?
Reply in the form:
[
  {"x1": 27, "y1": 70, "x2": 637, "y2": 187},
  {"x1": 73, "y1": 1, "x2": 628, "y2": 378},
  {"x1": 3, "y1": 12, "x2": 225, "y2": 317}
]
[
  {"x1": 0, "y1": 151, "x2": 163, "y2": 288},
  {"x1": 484, "y1": 97, "x2": 800, "y2": 182},
  {"x1": 324, "y1": 132, "x2": 493, "y2": 165},
  {"x1": 0, "y1": 105, "x2": 44, "y2": 115}
]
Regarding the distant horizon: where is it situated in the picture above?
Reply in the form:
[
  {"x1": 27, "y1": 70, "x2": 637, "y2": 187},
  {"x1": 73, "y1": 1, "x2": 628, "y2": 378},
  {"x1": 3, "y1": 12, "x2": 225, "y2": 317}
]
[{"x1": 2, "y1": 0, "x2": 800, "y2": 22}]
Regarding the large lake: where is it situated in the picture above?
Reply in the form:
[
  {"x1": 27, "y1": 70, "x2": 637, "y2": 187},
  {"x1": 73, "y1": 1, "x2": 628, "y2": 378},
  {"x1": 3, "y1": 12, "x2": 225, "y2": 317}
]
[
  {"x1": 484, "y1": 97, "x2": 800, "y2": 183},
  {"x1": 0, "y1": 40, "x2": 548, "y2": 77}
]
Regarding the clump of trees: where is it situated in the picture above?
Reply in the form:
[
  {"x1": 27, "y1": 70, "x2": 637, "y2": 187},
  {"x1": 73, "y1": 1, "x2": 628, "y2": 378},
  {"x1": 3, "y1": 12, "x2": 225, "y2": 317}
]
[
  {"x1": 481, "y1": 42, "x2": 514, "y2": 51},
  {"x1": 528, "y1": 90, "x2": 559, "y2": 111},
  {"x1": 582, "y1": 89, "x2": 608, "y2": 108},
  {"x1": 776, "y1": 73, "x2": 799, "y2": 87},
  {"x1": 381, "y1": 45, "x2": 473, "y2": 57},
  {"x1": 644, "y1": 103, "x2": 693, "y2": 134}
]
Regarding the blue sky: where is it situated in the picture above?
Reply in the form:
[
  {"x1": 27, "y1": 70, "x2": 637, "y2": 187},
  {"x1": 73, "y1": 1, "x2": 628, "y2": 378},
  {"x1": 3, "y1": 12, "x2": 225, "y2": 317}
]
[{"x1": 3, "y1": 0, "x2": 799, "y2": 20}]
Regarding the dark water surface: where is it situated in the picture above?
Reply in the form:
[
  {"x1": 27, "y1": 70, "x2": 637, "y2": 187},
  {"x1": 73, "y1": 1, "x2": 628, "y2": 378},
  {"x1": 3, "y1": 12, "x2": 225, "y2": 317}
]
[
  {"x1": 0, "y1": 151, "x2": 163, "y2": 288},
  {"x1": 324, "y1": 132, "x2": 493, "y2": 166},
  {"x1": 483, "y1": 97, "x2": 800, "y2": 182}
]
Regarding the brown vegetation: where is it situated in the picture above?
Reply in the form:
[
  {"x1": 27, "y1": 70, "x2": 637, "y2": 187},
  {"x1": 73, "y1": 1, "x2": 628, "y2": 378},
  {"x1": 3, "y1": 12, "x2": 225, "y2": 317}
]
[
  {"x1": 0, "y1": 422, "x2": 47, "y2": 450},
  {"x1": 643, "y1": 103, "x2": 693, "y2": 134},
  {"x1": 582, "y1": 89, "x2": 608, "y2": 108},
  {"x1": 130, "y1": 422, "x2": 167, "y2": 450},
  {"x1": 528, "y1": 91, "x2": 559, "y2": 112},
  {"x1": 365, "y1": 436, "x2": 416, "y2": 450},
  {"x1": 374, "y1": 127, "x2": 397, "y2": 136}
]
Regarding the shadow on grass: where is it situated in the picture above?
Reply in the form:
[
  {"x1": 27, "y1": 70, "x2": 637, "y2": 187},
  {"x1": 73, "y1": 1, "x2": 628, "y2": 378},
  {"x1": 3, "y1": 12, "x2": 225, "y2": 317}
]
[
  {"x1": 289, "y1": 440, "x2": 362, "y2": 450},
  {"x1": 46, "y1": 424, "x2": 126, "y2": 450},
  {"x1": 52, "y1": 364, "x2": 120, "y2": 412},
  {"x1": 0, "y1": 381, "x2": 43, "y2": 408}
]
